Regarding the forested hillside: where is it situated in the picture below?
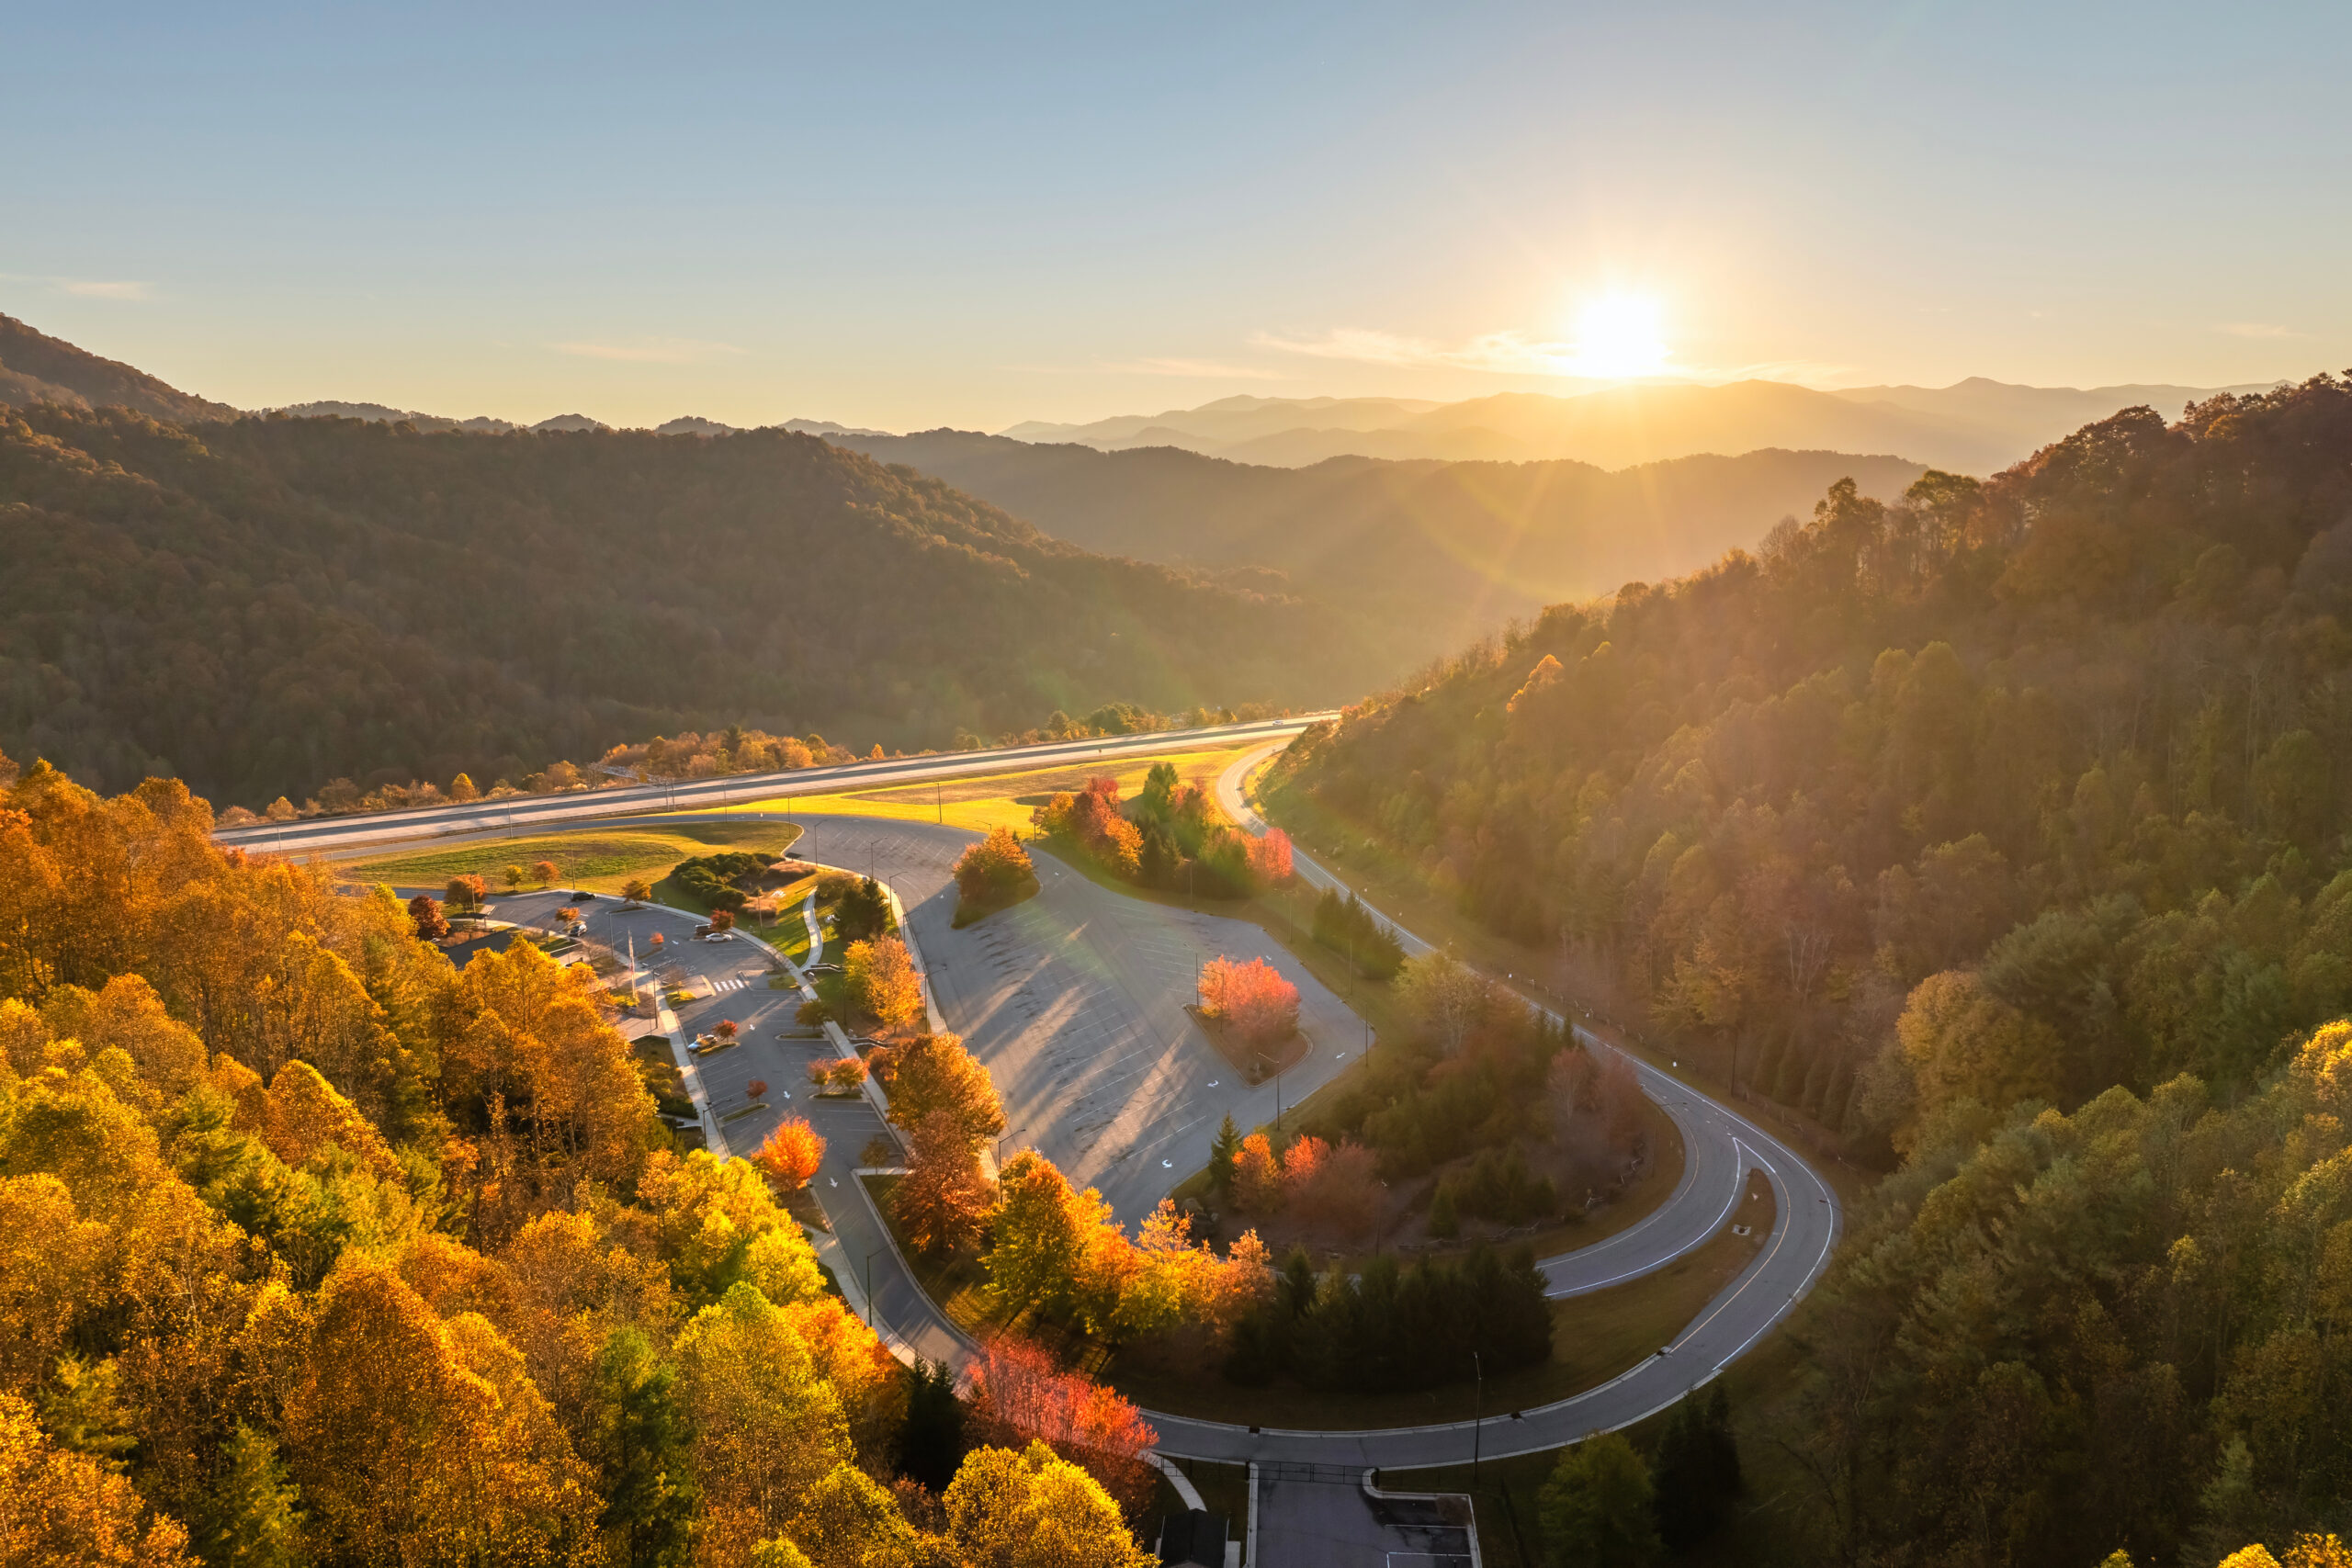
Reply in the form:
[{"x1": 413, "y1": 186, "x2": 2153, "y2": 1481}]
[
  {"x1": 0, "y1": 758, "x2": 1159, "y2": 1567},
  {"x1": 0, "y1": 311, "x2": 238, "y2": 424},
  {"x1": 0, "y1": 405, "x2": 1377, "y2": 806},
  {"x1": 832, "y1": 428, "x2": 1926, "y2": 662},
  {"x1": 1268, "y1": 375, "x2": 2352, "y2": 1562}
]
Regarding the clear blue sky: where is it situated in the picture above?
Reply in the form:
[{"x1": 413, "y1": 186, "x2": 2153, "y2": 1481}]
[{"x1": 4, "y1": 2, "x2": 2345, "y2": 430}]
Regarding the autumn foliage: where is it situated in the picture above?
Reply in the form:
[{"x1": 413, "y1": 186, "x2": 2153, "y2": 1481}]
[
  {"x1": 1198, "y1": 954, "x2": 1299, "y2": 1046},
  {"x1": 843, "y1": 935, "x2": 924, "y2": 1030},
  {"x1": 892, "y1": 1109, "x2": 995, "y2": 1256},
  {"x1": 752, "y1": 1116, "x2": 825, "y2": 1191},
  {"x1": 952, "y1": 825, "x2": 1039, "y2": 919},
  {"x1": 967, "y1": 1337, "x2": 1159, "y2": 1517},
  {"x1": 0, "y1": 758, "x2": 1177, "y2": 1566}
]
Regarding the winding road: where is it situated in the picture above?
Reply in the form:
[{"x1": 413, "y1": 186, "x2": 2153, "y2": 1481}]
[{"x1": 221, "y1": 725, "x2": 1841, "y2": 1472}]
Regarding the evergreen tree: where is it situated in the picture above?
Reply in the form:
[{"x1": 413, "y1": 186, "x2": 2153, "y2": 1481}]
[
  {"x1": 1208, "y1": 1113, "x2": 1241, "y2": 1198},
  {"x1": 588, "y1": 1327, "x2": 697, "y2": 1568},
  {"x1": 38, "y1": 1354, "x2": 136, "y2": 1471},
  {"x1": 1427, "y1": 1180, "x2": 1459, "y2": 1238},
  {"x1": 895, "y1": 1359, "x2": 967, "y2": 1493},
  {"x1": 205, "y1": 1424, "x2": 307, "y2": 1568},
  {"x1": 1651, "y1": 1387, "x2": 1742, "y2": 1550}
]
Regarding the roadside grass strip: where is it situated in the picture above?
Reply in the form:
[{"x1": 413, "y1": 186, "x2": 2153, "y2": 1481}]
[
  {"x1": 344, "y1": 820, "x2": 803, "y2": 893},
  {"x1": 711, "y1": 743, "x2": 1268, "y2": 838}
]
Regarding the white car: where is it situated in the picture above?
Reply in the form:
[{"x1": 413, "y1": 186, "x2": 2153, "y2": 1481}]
[{"x1": 702, "y1": 931, "x2": 738, "y2": 942}]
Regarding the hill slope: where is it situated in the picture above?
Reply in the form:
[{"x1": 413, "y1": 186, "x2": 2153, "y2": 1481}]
[
  {"x1": 830, "y1": 427, "x2": 1927, "y2": 656},
  {"x1": 0, "y1": 310, "x2": 239, "y2": 423},
  {"x1": 1265, "y1": 373, "x2": 2352, "y2": 1561},
  {"x1": 0, "y1": 407, "x2": 1378, "y2": 805}
]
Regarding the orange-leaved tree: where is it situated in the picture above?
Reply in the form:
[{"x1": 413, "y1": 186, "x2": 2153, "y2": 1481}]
[
  {"x1": 753, "y1": 1116, "x2": 825, "y2": 1192},
  {"x1": 967, "y1": 1336, "x2": 1159, "y2": 1519},
  {"x1": 893, "y1": 1109, "x2": 995, "y2": 1256},
  {"x1": 952, "y1": 825, "x2": 1037, "y2": 908},
  {"x1": 531, "y1": 859, "x2": 559, "y2": 887},
  {"x1": 1198, "y1": 956, "x2": 1299, "y2": 1047},
  {"x1": 1232, "y1": 1132, "x2": 1283, "y2": 1213},
  {"x1": 883, "y1": 1032, "x2": 1005, "y2": 1146}
]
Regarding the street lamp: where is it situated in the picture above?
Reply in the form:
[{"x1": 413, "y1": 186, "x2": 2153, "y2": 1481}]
[
  {"x1": 997, "y1": 1125, "x2": 1030, "y2": 1166},
  {"x1": 1471, "y1": 1349, "x2": 1484, "y2": 1483}
]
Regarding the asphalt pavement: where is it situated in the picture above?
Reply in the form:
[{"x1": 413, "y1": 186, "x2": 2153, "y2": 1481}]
[
  {"x1": 217, "y1": 715, "x2": 1326, "y2": 859},
  {"x1": 789, "y1": 816, "x2": 1368, "y2": 1225}
]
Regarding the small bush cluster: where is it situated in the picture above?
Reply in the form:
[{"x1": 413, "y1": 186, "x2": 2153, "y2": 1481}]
[{"x1": 671, "y1": 850, "x2": 777, "y2": 910}]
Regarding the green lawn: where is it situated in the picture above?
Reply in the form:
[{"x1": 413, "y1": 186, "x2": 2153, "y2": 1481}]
[{"x1": 1102, "y1": 1171, "x2": 1775, "y2": 1431}]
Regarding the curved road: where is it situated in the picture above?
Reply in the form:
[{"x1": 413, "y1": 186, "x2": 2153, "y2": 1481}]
[
  {"x1": 1146, "y1": 742, "x2": 1844, "y2": 1464},
  {"x1": 234, "y1": 730, "x2": 1839, "y2": 1468}
]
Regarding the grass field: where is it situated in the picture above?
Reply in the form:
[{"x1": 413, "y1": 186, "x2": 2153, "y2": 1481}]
[
  {"x1": 344, "y1": 820, "x2": 803, "y2": 897},
  {"x1": 1102, "y1": 1169, "x2": 1775, "y2": 1430},
  {"x1": 718, "y1": 742, "x2": 1268, "y2": 838}
]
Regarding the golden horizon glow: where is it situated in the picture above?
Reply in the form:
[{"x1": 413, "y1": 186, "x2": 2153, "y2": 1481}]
[{"x1": 1566, "y1": 292, "x2": 1671, "y2": 380}]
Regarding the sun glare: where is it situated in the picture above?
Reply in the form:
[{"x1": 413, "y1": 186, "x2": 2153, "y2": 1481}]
[{"x1": 1569, "y1": 292, "x2": 1670, "y2": 379}]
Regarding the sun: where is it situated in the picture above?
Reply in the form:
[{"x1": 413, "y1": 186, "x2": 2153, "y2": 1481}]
[{"x1": 1569, "y1": 292, "x2": 1670, "y2": 379}]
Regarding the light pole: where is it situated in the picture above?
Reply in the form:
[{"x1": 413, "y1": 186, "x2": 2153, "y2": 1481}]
[
  {"x1": 864, "y1": 1248, "x2": 880, "y2": 1325},
  {"x1": 996, "y1": 1125, "x2": 1029, "y2": 1166},
  {"x1": 1471, "y1": 1348, "x2": 1484, "y2": 1483}
]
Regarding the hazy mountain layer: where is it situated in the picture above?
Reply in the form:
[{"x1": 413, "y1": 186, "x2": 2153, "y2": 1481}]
[
  {"x1": 1001, "y1": 376, "x2": 2275, "y2": 472},
  {"x1": 831, "y1": 427, "x2": 1927, "y2": 659}
]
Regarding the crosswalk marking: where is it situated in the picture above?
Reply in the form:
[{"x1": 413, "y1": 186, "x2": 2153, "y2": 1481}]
[{"x1": 704, "y1": 976, "x2": 751, "y2": 995}]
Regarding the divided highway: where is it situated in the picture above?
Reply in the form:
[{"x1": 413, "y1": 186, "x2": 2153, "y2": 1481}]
[{"x1": 212, "y1": 714, "x2": 1330, "y2": 858}]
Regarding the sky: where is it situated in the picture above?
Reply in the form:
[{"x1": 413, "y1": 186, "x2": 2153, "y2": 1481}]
[{"x1": 3, "y1": 1, "x2": 2347, "y2": 432}]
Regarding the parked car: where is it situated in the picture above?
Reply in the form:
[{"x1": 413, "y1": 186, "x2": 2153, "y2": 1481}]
[
  {"x1": 703, "y1": 931, "x2": 737, "y2": 942},
  {"x1": 693, "y1": 923, "x2": 711, "y2": 937},
  {"x1": 571, "y1": 890, "x2": 597, "y2": 901}
]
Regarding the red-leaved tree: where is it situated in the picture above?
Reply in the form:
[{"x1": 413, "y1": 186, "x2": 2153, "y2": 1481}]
[
  {"x1": 1245, "y1": 827, "x2": 1294, "y2": 886},
  {"x1": 967, "y1": 1337, "x2": 1159, "y2": 1518},
  {"x1": 1198, "y1": 956, "x2": 1300, "y2": 1047}
]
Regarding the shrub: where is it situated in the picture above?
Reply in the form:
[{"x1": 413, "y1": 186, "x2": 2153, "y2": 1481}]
[{"x1": 1286, "y1": 1137, "x2": 1379, "y2": 1239}]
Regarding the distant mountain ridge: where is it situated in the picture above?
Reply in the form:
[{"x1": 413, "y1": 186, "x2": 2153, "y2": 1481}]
[
  {"x1": 1000, "y1": 376, "x2": 2278, "y2": 473},
  {"x1": 830, "y1": 426, "x2": 1929, "y2": 660}
]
